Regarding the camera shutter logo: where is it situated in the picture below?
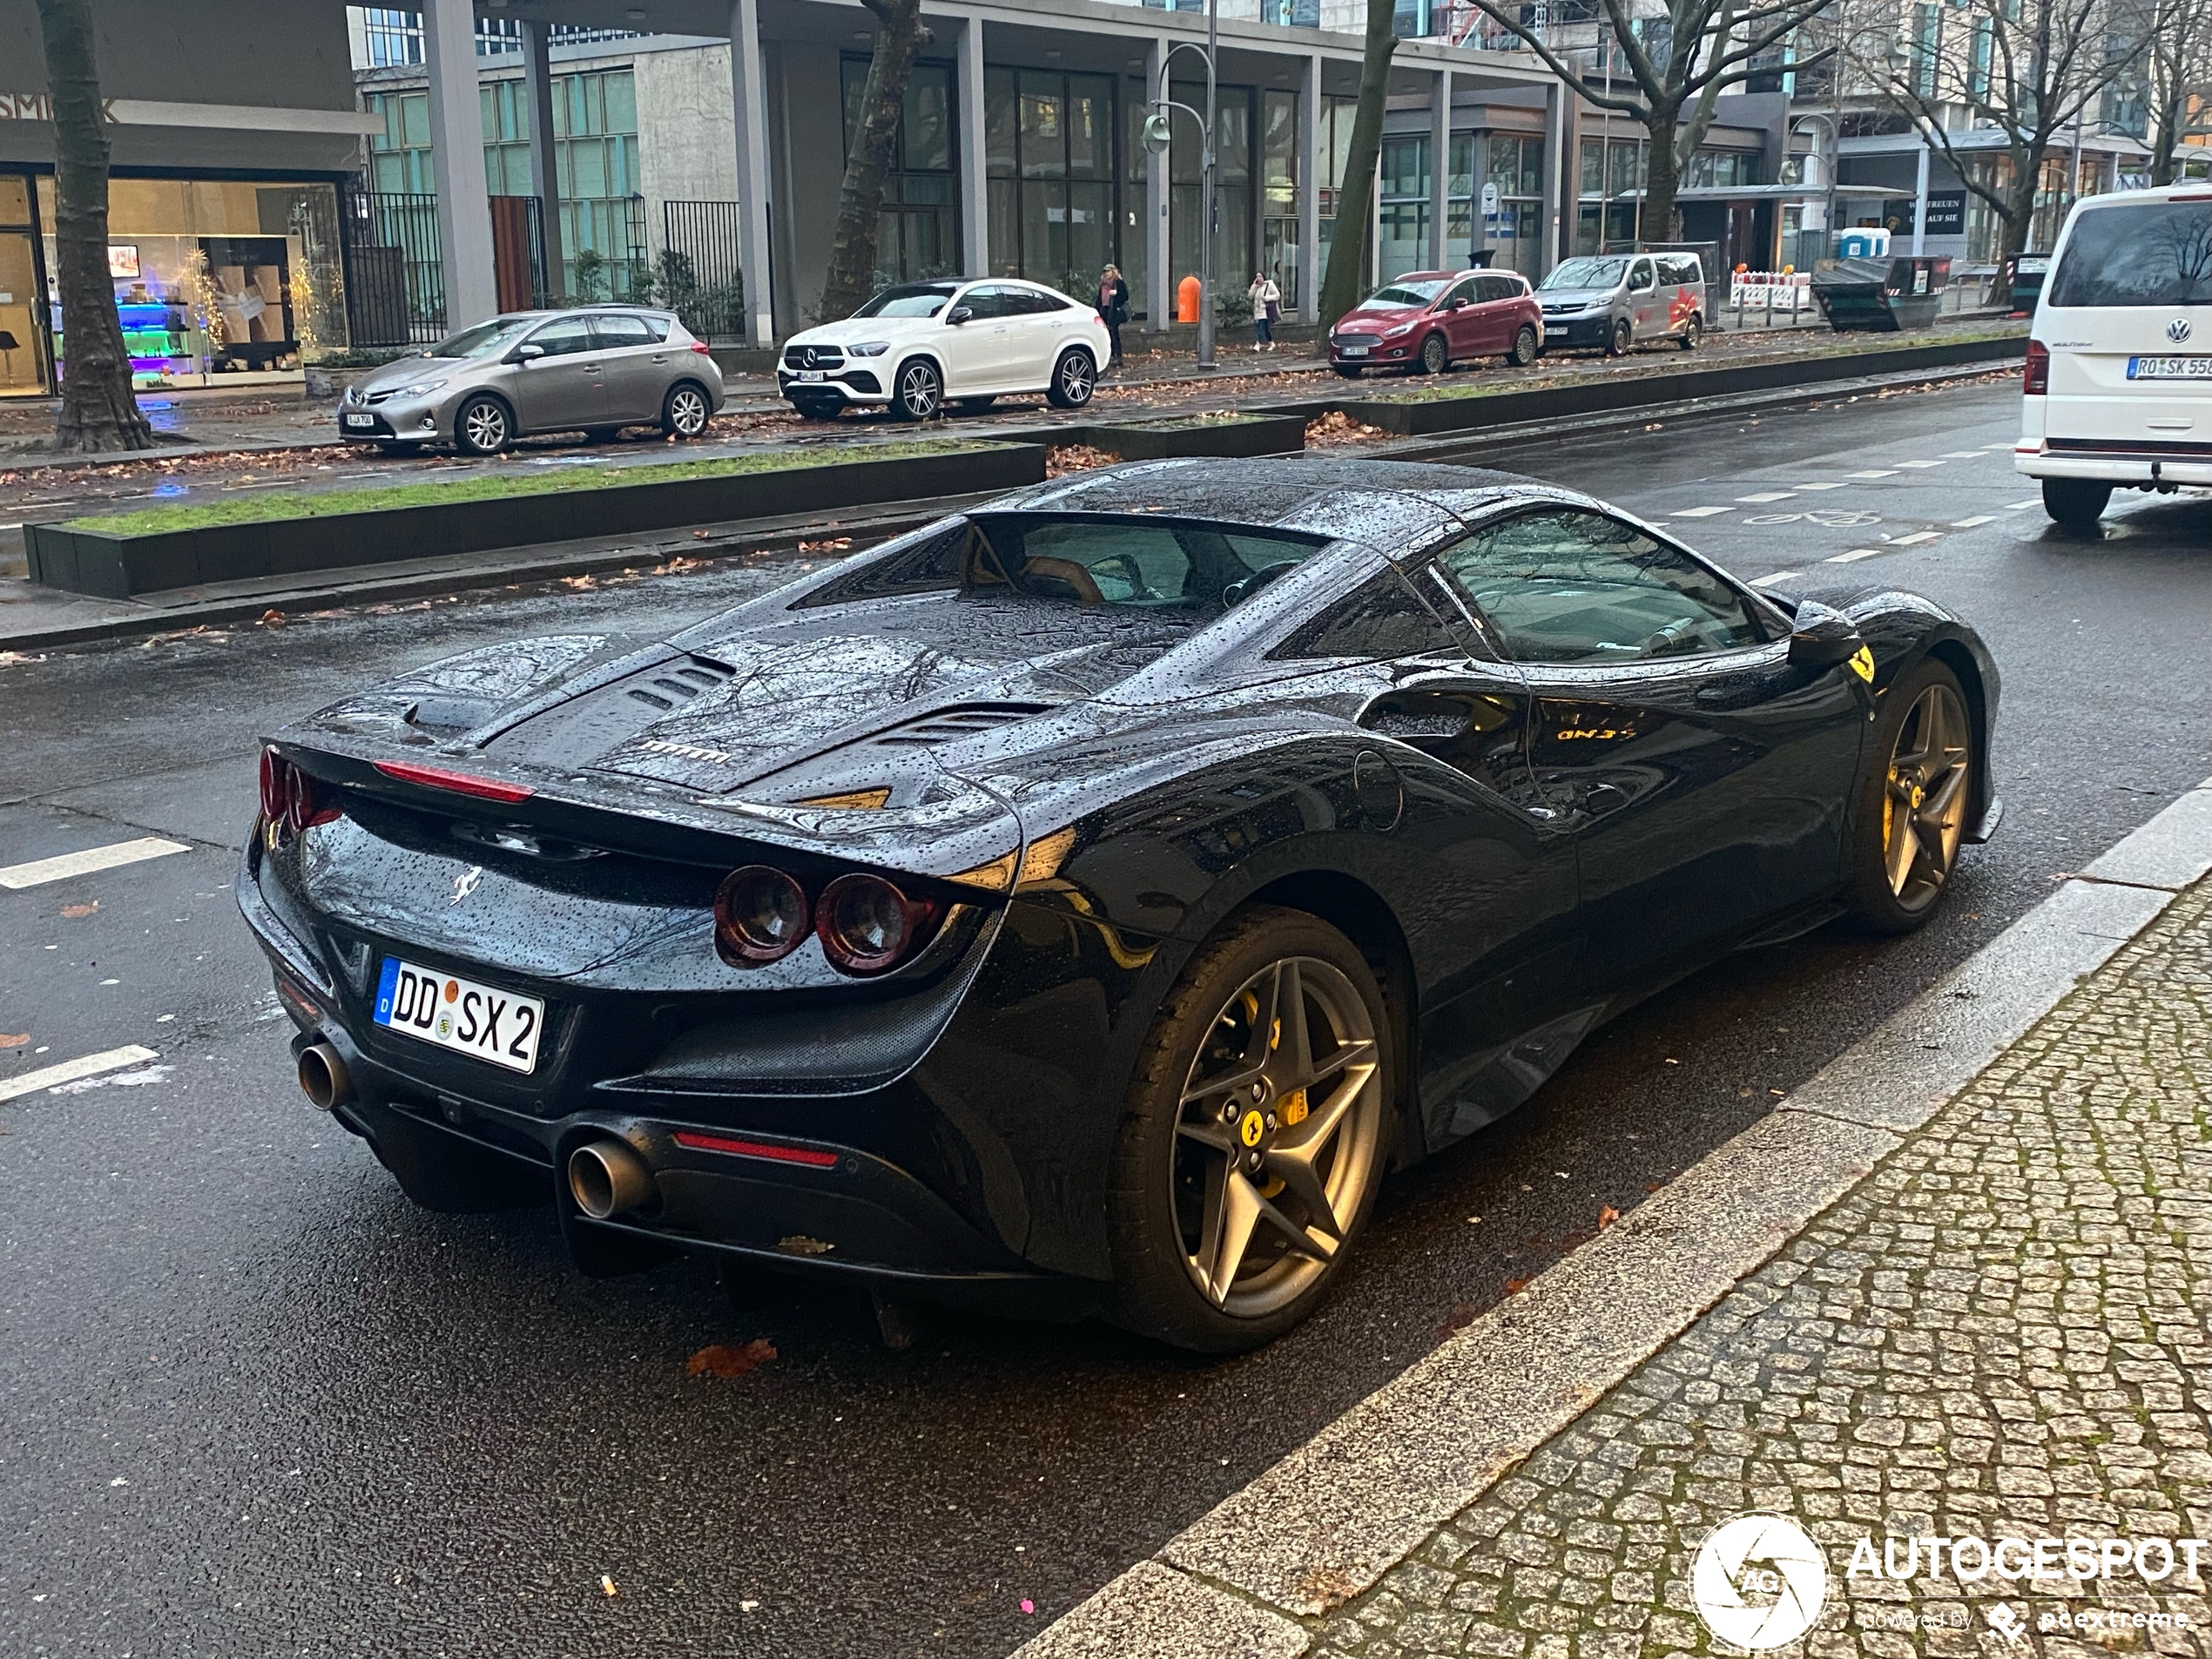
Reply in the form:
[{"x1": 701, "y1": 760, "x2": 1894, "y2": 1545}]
[{"x1": 1691, "y1": 1514, "x2": 1829, "y2": 1649}]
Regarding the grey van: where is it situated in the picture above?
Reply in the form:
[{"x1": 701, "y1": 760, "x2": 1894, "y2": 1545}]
[{"x1": 1536, "y1": 253, "x2": 1705, "y2": 354}]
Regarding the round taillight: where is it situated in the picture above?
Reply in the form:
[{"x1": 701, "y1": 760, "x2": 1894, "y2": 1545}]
[
  {"x1": 815, "y1": 873, "x2": 941, "y2": 975},
  {"x1": 715, "y1": 866, "x2": 811, "y2": 964},
  {"x1": 259, "y1": 746, "x2": 292, "y2": 825}
]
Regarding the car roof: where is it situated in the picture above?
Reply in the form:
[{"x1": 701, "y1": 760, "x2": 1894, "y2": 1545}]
[{"x1": 985, "y1": 456, "x2": 1558, "y2": 550}]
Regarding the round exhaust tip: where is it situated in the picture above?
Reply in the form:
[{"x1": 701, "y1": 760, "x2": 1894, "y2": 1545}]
[
  {"x1": 297, "y1": 1042, "x2": 352, "y2": 1110},
  {"x1": 568, "y1": 1139, "x2": 657, "y2": 1220}
]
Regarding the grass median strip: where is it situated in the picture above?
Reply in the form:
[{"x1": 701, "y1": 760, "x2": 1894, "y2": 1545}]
[{"x1": 62, "y1": 440, "x2": 992, "y2": 537}]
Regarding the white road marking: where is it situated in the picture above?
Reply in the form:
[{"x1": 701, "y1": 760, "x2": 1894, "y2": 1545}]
[
  {"x1": 1826, "y1": 549, "x2": 1885, "y2": 562},
  {"x1": 2006, "y1": 497, "x2": 2041, "y2": 509},
  {"x1": 1895, "y1": 460, "x2": 1945, "y2": 469},
  {"x1": 1750, "y1": 570, "x2": 1802, "y2": 586},
  {"x1": 0, "y1": 1045, "x2": 160, "y2": 1104},
  {"x1": 1982, "y1": 442, "x2": 2014, "y2": 450},
  {"x1": 1794, "y1": 481, "x2": 1852, "y2": 490},
  {"x1": 1670, "y1": 506, "x2": 1731, "y2": 517},
  {"x1": 0, "y1": 837, "x2": 191, "y2": 891},
  {"x1": 1892, "y1": 530, "x2": 1943, "y2": 546},
  {"x1": 1851, "y1": 469, "x2": 1899, "y2": 479},
  {"x1": 1941, "y1": 450, "x2": 1985, "y2": 459},
  {"x1": 1950, "y1": 515, "x2": 1996, "y2": 528},
  {"x1": 1735, "y1": 491, "x2": 1796, "y2": 503}
]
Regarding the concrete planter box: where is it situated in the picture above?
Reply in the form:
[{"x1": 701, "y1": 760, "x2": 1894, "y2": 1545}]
[
  {"x1": 1084, "y1": 412, "x2": 1309, "y2": 462},
  {"x1": 1335, "y1": 332, "x2": 2026, "y2": 438},
  {"x1": 26, "y1": 442, "x2": 1044, "y2": 600}
]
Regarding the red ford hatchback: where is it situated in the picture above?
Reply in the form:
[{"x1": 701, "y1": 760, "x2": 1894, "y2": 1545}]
[{"x1": 1329, "y1": 268, "x2": 1542, "y2": 377}]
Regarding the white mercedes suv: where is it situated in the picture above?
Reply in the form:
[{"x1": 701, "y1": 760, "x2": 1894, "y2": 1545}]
[
  {"x1": 778, "y1": 279, "x2": 1109, "y2": 421},
  {"x1": 2018, "y1": 185, "x2": 2212, "y2": 526}
]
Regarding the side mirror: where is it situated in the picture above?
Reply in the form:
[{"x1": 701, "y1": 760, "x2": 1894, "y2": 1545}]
[
  {"x1": 510, "y1": 342, "x2": 545, "y2": 363},
  {"x1": 1786, "y1": 599, "x2": 1867, "y2": 671},
  {"x1": 1441, "y1": 297, "x2": 1466, "y2": 311},
  {"x1": 947, "y1": 306, "x2": 973, "y2": 326}
]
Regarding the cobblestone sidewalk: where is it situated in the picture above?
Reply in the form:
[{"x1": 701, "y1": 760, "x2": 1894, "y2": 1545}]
[{"x1": 1319, "y1": 874, "x2": 2212, "y2": 1659}]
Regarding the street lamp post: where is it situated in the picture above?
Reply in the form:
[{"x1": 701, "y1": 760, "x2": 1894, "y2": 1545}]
[{"x1": 1143, "y1": 0, "x2": 1221, "y2": 369}]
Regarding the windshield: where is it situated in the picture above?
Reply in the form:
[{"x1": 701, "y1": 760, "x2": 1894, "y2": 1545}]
[
  {"x1": 852, "y1": 282, "x2": 961, "y2": 320},
  {"x1": 2048, "y1": 201, "x2": 2212, "y2": 307},
  {"x1": 1541, "y1": 257, "x2": 1630, "y2": 292},
  {"x1": 424, "y1": 317, "x2": 538, "y2": 359},
  {"x1": 1357, "y1": 280, "x2": 1447, "y2": 310}
]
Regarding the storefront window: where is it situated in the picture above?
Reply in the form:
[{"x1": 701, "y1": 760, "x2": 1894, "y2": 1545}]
[
  {"x1": 842, "y1": 56, "x2": 963, "y2": 287},
  {"x1": 34, "y1": 175, "x2": 347, "y2": 387},
  {"x1": 985, "y1": 66, "x2": 1122, "y2": 296},
  {"x1": 1482, "y1": 133, "x2": 1545, "y2": 279},
  {"x1": 1, "y1": 173, "x2": 49, "y2": 398}
]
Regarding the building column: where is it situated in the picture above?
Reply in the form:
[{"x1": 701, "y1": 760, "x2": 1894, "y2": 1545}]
[
  {"x1": 728, "y1": 0, "x2": 776, "y2": 344},
  {"x1": 957, "y1": 17, "x2": 988, "y2": 277},
  {"x1": 1542, "y1": 76, "x2": 1568, "y2": 275},
  {"x1": 1298, "y1": 52, "x2": 1321, "y2": 323},
  {"x1": 1911, "y1": 138, "x2": 1930, "y2": 256},
  {"x1": 519, "y1": 18, "x2": 563, "y2": 300},
  {"x1": 1146, "y1": 35, "x2": 1170, "y2": 333},
  {"x1": 1426, "y1": 68, "x2": 1451, "y2": 268},
  {"x1": 421, "y1": 0, "x2": 497, "y2": 329}
]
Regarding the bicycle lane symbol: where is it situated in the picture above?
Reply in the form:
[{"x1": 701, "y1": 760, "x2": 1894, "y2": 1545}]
[{"x1": 1741, "y1": 509, "x2": 1882, "y2": 529}]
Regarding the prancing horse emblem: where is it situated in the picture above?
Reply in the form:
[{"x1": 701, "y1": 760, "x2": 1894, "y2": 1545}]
[
  {"x1": 2169, "y1": 318, "x2": 2193, "y2": 344},
  {"x1": 451, "y1": 865, "x2": 482, "y2": 905}
]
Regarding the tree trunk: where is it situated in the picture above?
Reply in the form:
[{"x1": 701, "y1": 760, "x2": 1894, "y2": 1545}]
[
  {"x1": 1317, "y1": 0, "x2": 1397, "y2": 330},
  {"x1": 2149, "y1": 90, "x2": 2182, "y2": 186},
  {"x1": 1640, "y1": 108, "x2": 1685, "y2": 247},
  {"x1": 35, "y1": 0, "x2": 152, "y2": 452},
  {"x1": 818, "y1": 0, "x2": 927, "y2": 322},
  {"x1": 1991, "y1": 159, "x2": 2040, "y2": 309}
]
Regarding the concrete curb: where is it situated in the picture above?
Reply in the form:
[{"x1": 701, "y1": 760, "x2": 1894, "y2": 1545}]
[{"x1": 1014, "y1": 770, "x2": 2212, "y2": 1659}]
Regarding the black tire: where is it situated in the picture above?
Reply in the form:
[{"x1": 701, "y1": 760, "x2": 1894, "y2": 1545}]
[
  {"x1": 373, "y1": 441, "x2": 423, "y2": 458},
  {"x1": 2042, "y1": 477, "x2": 2112, "y2": 528},
  {"x1": 1607, "y1": 316, "x2": 1633, "y2": 357},
  {"x1": 1046, "y1": 347, "x2": 1096, "y2": 409},
  {"x1": 1505, "y1": 324, "x2": 1539, "y2": 368},
  {"x1": 1107, "y1": 906, "x2": 1393, "y2": 1352},
  {"x1": 584, "y1": 424, "x2": 624, "y2": 443},
  {"x1": 791, "y1": 398, "x2": 840, "y2": 421},
  {"x1": 454, "y1": 393, "x2": 513, "y2": 456},
  {"x1": 1679, "y1": 314, "x2": 1702, "y2": 350},
  {"x1": 891, "y1": 356, "x2": 943, "y2": 421},
  {"x1": 1843, "y1": 658, "x2": 1976, "y2": 935},
  {"x1": 955, "y1": 395, "x2": 997, "y2": 415},
  {"x1": 660, "y1": 380, "x2": 712, "y2": 439},
  {"x1": 1332, "y1": 364, "x2": 1364, "y2": 379},
  {"x1": 1417, "y1": 331, "x2": 1449, "y2": 375}
]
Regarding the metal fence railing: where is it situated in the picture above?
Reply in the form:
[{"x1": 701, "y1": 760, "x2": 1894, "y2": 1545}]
[
  {"x1": 659, "y1": 199, "x2": 748, "y2": 341},
  {"x1": 341, "y1": 185, "x2": 445, "y2": 347}
]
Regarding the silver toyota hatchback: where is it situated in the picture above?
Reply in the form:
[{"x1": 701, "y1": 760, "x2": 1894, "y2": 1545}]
[{"x1": 338, "y1": 307, "x2": 726, "y2": 456}]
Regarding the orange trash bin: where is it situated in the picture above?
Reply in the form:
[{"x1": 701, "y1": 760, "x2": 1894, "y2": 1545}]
[{"x1": 1177, "y1": 273, "x2": 1201, "y2": 324}]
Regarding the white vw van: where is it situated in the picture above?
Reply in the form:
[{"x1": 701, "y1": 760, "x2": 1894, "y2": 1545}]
[{"x1": 2018, "y1": 185, "x2": 2212, "y2": 525}]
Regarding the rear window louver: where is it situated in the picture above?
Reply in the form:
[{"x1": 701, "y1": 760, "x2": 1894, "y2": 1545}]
[
  {"x1": 866, "y1": 703, "x2": 1050, "y2": 747},
  {"x1": 625, "y1": 658, "x2": 733, "y2": 711}
]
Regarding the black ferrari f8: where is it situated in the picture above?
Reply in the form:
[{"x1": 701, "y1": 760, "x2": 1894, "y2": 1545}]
[{"x1": 239, "y1": 459, "x2": 2000, "y2": 1351}]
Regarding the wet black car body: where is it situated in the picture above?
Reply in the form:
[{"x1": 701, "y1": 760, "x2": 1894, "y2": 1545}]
[{"x1": 239, "y1": 458, "x2": 2000, "y2": 1348}]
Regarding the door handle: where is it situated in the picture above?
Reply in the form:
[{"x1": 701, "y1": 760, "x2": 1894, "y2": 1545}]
[{"x1": 651, "y1": 354, "x2": 667, "y2": 363}]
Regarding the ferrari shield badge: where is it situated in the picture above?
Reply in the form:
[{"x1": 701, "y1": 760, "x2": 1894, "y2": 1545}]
[{"x1": 1846, "y1": 646, "x2": 1875, "y2": 684}]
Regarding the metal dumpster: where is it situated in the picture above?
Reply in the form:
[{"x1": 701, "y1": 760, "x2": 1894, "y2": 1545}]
[{"x1": 1811, "y1": 255, "x2": 1952, "y2": 331}]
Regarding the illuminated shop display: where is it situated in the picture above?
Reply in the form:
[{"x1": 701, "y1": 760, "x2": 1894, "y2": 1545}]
[{"x1": 35, "y1": 177, "x2": 347, "y2": 390}]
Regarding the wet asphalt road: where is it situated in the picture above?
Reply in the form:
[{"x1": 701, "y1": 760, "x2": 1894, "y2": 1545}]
[{"x1": 3, "y1": 377, "x2": 2209, "y2": 1659}]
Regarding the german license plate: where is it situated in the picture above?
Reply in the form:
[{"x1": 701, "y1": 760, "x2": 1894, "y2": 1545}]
[
  {"x1": 343, "y1": 412, "x2": 376, "y2": 428},
  {"x1": 2127, "y1": 355, "x2": 2212, "y2": 380},
  {"x1": 1339, "y1": 346, "x2": 1368, "y2": 359},
  {"x1": 795, "y1": 369, "x2": 826, "y2": 382},
  {"x1": 374, "y1": 956, "x2": 543, "y2": 1074}
]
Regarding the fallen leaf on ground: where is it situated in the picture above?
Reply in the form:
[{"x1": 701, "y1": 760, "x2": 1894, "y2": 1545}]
[
  {"x1": 1305, "y1": 410, "x2": 1386, "y2": 447},
  {"x1": 1045, "y1": 442, "x2": 1116, "y2": 476},
  {"x1": 60, "y1": 901, "x2": 98, "y2": 918},
  {"x1": 259, "y1": 608, "x2": 284, "y2": 625},
  {"x1": 692, "y1": 528, "x2": 710, "y2": 538},
  {"x1": 1505, "y1": 1278, "x2": 1530, "y2": 1294},
  {"x1": 0, "y1": 1034, "x2": 29, "y2": 1049},
  {"x1": 1597, "y1": 1205, "x2": 1621, "y2": 1229},
  {"x1": 797, "y1": 536, "x2": 852, "y2": 553},
  {"x1": 1440, "y1": 1302, "x2": 1480, "y2": 1334},
  {"x1": 686, "y1": 1338, "x2": 778, "y2": 1379},
  {"x1": 600, "y1": 1574, "x2": 617, "y2": 1597}
]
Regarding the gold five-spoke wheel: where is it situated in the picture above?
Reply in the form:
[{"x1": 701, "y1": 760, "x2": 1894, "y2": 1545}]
[
  {"x1": 1881, "y1": 679, "x2": 1971, "y2": 912},
  {"x1": 1171, "y1": 955, "x2": 1382, "y2": 1318}
]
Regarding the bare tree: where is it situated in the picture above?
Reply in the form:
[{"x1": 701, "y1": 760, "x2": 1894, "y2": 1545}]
[
  {"x1": 818, "y1": 0, "x2": 928, "y2": 321},
  {"x1": 1464, "y1": 0, "x2": 1841, "y2": 246},
  {"x1": 2142, "y1": 0, "x2": 2211, "y2": 184},
  {"x1": 1317, "y1": 0, "x2": 1399, "y2": 327},
  {"x1": 34, "y1": 0, "x2": 152, "y2": 452},
  {"x1": 1863, "y1": 0, "x2": 2162, "y2": 300}
]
